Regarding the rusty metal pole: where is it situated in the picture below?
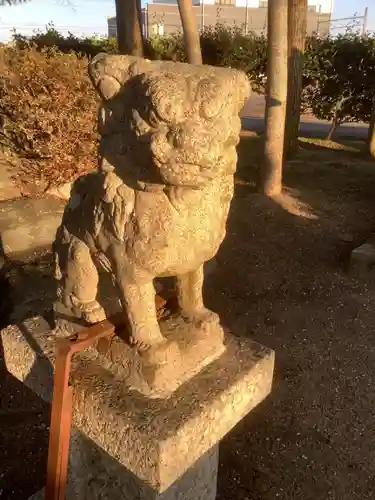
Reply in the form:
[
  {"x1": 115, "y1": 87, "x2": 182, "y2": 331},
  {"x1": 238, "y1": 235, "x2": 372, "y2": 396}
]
[
  {"x1": 44, "y1": 319, "x2": 120, "y2": 500},
  {"x1": 44, "y1": 293, "x2": 170, "y2": 499},
  {"x1": 45, "y1": 343, "x2": 73, "y2": 500}
]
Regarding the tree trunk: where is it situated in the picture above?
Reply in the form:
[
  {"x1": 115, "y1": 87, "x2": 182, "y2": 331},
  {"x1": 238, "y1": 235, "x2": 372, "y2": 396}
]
[
  {"x1": 368, "y1": 94, "x2": 375, "y2": 158},
  {"x1": 115, "y1": 0, "x2": 144, "y2": 57},
  {"x1": 177, "y1": 0, "x2": 202, "y2": 65},
  {"x1": 284, "y1": 0, "x2": 307, "y2": 158},
  {"x1": 326, "y1": 114, "x2": 340, "y2": 141},
  {"x1": 259, "y1": 0, "x2": 288, "y2": 196}
]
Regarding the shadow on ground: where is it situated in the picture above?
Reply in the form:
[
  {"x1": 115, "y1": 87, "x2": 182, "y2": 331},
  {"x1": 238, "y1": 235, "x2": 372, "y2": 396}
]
[
  {"x1": 0, "y1": 355, "x2": 50, "y2": 499},
  {"x1": 0, "y1": 256, "x2": 53, "y2": 499},
  {"x1": 206, "y1": 153, "x2": 375, "y2": 499}
]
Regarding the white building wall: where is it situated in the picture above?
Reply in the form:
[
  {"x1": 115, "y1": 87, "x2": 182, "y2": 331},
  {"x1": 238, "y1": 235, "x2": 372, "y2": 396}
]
[
  {"x1": 234, "y1": 0, "x2": 333, "y2": 13},
  {"x1": 153, "y1": 0, "x2": 333, "y2": 10},
  {"x1": 308, "y1": 0, "x2": 333, "y2": 14},
  {"x1": 192, "y1": 0, "x2": 216, "y2": 4},
  {"x1": 235, "y1": 0, "x2": 259, "y2": 7}
]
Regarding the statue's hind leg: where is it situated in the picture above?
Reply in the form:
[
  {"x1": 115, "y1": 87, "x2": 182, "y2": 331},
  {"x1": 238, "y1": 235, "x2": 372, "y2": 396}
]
[{"x1": 56, "y1": 234, "x2": 106, "y2": 324}]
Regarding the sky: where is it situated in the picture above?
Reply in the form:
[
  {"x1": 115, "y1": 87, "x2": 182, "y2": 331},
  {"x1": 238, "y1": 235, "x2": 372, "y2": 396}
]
[{"x1": 0, "y1": 0, "x2": 373, "y2": 42}]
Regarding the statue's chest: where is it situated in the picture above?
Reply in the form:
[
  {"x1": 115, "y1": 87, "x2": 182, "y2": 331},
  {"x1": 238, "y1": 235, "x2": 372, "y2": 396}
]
[{"x1": 133, "y1": 180, "x2": 233, "y2": 256}]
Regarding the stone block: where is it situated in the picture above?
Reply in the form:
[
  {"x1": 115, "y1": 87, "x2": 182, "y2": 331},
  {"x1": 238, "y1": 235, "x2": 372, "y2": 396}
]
[
  {"x1": 0, "y1": 197, "x2": 65, "y2": 260},
  {"x1": 30, "y1": 444, "x2": 218, "y2": 500},
  {"x1": 2, "y1": 316, "x2": 274, "y2": 499},
  {"x1": 349, "y1": 240, "x2": 375, "y2": 277}
]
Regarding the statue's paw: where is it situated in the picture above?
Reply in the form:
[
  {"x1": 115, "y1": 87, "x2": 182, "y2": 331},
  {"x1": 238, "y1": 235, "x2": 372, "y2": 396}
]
[
  {"x1": 129, "y1": 325, "x2": 165, "y2": 353},
  {"x1": 71, "y1": 299, "x2": 106, "y2": 324},
  {"x1": 182, "y1": 307, "x2": 220, "y2": 329},
  {"x1": 70, "y1": 295, "x2": 105, "y2": 324},
  {"x1": 82, "y1": 307, "x2": 106, "y2": 324}
]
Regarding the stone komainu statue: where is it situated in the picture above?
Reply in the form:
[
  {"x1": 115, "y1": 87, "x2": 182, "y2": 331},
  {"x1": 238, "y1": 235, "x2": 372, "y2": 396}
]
[{"x1": 53, "y1": 54, "x2": 250, "y2": 352}]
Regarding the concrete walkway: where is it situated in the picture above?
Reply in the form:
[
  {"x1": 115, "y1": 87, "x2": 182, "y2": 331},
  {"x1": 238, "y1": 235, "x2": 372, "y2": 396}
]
[
  {"x1": 0, "y1": 197, "x2": 65, "y2": 261},
  {"x1": 240, "y1": 94, "x2": 368, "y2": 140},
  {"x1": 241, "y1": 116, "x2": 368, "y2": 140}
]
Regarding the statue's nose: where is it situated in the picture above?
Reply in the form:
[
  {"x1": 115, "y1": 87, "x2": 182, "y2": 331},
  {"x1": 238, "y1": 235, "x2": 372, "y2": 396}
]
[{"x1": 167, "y1": 122, "x2": 205, "y2": 152}]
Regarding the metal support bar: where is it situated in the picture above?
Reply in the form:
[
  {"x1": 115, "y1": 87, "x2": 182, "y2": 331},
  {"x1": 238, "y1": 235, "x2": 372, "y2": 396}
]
[
  {"x1": 44, "y1": 314, "x2": 125, "y2": 500},
  {"x1": 44, "y1": 289, "x2": 173, "y2": 500}
]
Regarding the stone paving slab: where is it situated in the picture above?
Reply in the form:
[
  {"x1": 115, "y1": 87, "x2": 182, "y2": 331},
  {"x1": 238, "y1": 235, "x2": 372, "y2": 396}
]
[{"x1": 0, "y1": 196, "x2": 65, "y2": 260}]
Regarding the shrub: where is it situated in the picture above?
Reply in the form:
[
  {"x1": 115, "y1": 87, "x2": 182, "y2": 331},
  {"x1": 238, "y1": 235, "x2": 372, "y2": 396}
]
[
  {"x1": 0, "y1": 44, "x2": 98, "y2": 189},
  {"x1": 13, "y1": 24, "x2": 118, "y2": 58},
  {"x1": 200, "y1": 25, "x2": 267, "y2": 91},
  {"x1": 148, "y1": 32, "x2": 187, "y2": 62},
  {"x1": 148, "y1": 25, "x2": 267, "y2": 91},
  {"x1": 303, "y1": 33, "x2": 375, "y2": 126}
]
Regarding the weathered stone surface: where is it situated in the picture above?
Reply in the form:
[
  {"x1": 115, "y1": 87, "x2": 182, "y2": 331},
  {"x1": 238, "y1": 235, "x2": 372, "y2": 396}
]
[
  {"x1": 29, "y1": 445, "x2": 218, "y2": 500},
  {"x1": 0, "y1": 160, "x2": 20, "y2": 201},
  {"x1": 52, "y1": 311, "x2": 226, "y2": 399},
  {"x1": 0, "y1": 197, "x2": 65, "y2": 260},
  {"x1": 53, "y1": 55, "x2": 250, "y2": 366},
  {"x1": 2, "y1": 317, "x2": 274, "y2": 495},
  {"x1": 46, "y1": 181, "x2": 73, "y2": 201}
]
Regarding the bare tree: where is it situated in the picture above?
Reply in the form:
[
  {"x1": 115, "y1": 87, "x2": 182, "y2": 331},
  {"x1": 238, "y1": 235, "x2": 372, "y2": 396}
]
[
  {"x1": 115, "y1": 0, "x2": 144, "y2": 57},
  {"x1": 259, "y1": 0, "x2": 288, "y2": 196},
  {"x1": 177, "y1": 0, "x2": 202, "y2": 65},
  {"x1": 284, "y1": 0, "x2": 307, "y2": 157}
]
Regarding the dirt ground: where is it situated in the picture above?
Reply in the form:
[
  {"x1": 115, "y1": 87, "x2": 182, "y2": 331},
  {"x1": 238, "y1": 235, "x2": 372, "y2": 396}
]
[{"x1": 1, "y1": 136, "x2": 375, "y2": 499}]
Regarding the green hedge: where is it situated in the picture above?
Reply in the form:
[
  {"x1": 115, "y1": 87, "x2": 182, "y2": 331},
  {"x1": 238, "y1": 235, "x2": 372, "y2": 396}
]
[{"x1": 13, "y1": 25, "x2": 118, "y2": 59}]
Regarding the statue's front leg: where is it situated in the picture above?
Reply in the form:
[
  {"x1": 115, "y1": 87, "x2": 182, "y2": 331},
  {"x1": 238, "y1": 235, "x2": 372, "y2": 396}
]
[
  {"x1": 177, "y1": 265, "x2": 219, "y2": 327},
  {"x1": 117, "y1": 278, "x2": 165, "y2": 352}
]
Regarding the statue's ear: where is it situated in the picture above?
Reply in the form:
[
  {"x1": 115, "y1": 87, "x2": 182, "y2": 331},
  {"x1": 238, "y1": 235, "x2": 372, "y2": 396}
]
[{"x1": 88, "y1": 54, "x2": 153, "y2": 101}]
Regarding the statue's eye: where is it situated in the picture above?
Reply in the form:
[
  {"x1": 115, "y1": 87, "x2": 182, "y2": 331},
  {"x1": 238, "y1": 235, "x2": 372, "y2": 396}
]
[
  {"x1": 98, "y1": 76, "x2": 121, "y2": 100},
  {"x1": 156, "y1": 97, "x2": 183, "y2": 123},
  {"x1": 150, "y1": 74, "x2": 186, "y2": 123},
  {"x1": 199, "y1": 79, "x2": 223, "y2": 120}
]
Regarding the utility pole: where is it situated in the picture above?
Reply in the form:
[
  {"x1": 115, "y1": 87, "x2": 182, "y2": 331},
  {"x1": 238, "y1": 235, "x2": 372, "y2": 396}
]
[
  {"x1": 362, "y1": 7, "x2": 368, "y2": 36},
  {"x1": 245, "y1": 0, "x2": 249, "y2": 35}
]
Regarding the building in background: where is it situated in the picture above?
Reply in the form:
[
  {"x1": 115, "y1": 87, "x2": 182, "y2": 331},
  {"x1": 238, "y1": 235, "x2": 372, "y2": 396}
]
[{"x1": 108, "y1": 0, "x2": 333, "y2": 39}]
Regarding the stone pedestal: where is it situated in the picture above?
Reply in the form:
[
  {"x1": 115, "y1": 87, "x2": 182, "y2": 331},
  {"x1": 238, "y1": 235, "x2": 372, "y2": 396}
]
[{"x1": 1, "y1": 316, "x2": 274, "y2": 499}]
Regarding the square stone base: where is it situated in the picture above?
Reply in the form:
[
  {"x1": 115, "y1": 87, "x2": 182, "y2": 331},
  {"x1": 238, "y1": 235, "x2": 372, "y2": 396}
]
[
  {"x1": 2, "y1": 317, "x2": 274, "y2": 499},
  {"x1": 30, "y1": 439, "x2": 218, "y2": 500}
]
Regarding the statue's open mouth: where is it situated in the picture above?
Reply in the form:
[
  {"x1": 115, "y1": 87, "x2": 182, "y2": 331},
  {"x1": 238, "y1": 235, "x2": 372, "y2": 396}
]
[{"x1": 153, "y1": 158, "x2": 218, "y2": 188}]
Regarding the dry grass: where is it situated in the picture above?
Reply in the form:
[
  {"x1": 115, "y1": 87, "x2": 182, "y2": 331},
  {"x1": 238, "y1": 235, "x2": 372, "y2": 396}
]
[{"x1": 0, "y1": 45, "x2": 98, "y2": 194}]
